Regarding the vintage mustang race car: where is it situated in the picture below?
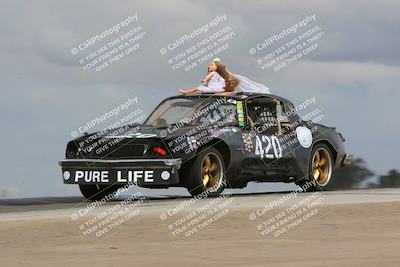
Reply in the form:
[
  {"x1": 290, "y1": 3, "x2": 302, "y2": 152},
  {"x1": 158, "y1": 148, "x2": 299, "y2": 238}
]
[{"x1": 59, "y1": 93, "x2": 352, "y2": 200}]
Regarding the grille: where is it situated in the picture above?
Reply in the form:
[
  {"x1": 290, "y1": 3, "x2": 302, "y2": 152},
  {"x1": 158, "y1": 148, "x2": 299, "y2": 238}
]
[{"x1": 106, "y1": 144, "x2": 145, "y2": 158}]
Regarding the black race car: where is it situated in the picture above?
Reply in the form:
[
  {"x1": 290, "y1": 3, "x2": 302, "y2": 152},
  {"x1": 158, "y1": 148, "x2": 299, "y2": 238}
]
[{"x1": 59, "y1": 93, "x2": 352, "y2": 200}]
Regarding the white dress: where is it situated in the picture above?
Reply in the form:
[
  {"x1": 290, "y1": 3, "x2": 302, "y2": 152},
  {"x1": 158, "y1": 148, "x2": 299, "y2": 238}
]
[{"x1": 197, "y1": 71, "x2": 226, "y2": 93}]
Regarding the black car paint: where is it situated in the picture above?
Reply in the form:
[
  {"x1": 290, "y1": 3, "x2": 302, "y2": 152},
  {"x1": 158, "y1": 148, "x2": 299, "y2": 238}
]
[{"x1": 60, "y1": 93, "x2": 349, "y2": 189}]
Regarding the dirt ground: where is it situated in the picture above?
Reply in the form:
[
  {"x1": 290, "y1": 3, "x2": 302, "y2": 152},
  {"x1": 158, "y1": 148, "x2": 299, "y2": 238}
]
[{"x1": 0, "y1": 199, "x2": 399, "y2": 267}]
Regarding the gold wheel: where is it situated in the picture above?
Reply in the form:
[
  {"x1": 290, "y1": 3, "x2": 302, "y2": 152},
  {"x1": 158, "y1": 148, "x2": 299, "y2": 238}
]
[
  {"x1": 201, "y1": 152, "x2": 223, "y2": 190},
  {"x1": 312, "y1": 147, "x2": 332, "y2": 186}
]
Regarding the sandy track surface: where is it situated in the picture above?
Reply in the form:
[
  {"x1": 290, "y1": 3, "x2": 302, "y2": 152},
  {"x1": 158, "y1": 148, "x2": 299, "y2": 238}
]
[{"x1": 0, "y1": 189, "x2": 399, "y2": 266}]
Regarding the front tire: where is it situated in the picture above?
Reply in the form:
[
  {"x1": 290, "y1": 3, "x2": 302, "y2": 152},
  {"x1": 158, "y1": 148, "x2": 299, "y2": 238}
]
[
  {"x1": 296, "y1": 143, "x2": 333, "y2": 192},
  {"x1": 182, "y1": 147, "x2": 226, "y2": 197},
  {"x1": 79, "y1": 184, "x2": 120, "y2": 201}
]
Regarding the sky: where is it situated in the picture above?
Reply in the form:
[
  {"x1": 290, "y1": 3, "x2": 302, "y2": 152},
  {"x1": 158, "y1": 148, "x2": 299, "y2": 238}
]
[{"x1": 0, "y1": 0, "x2": 399, "y2": 198}]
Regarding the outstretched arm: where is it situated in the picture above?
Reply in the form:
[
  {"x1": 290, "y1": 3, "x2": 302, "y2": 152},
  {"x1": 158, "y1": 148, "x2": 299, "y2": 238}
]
[{"x1": 201, "y1": 72, "x2": 214, "y2": 83}]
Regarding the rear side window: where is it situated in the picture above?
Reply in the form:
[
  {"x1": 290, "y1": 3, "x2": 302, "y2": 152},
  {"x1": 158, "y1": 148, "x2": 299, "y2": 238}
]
[{"x1": 247, "y1": 99, "x2": 277, "y2": 126}]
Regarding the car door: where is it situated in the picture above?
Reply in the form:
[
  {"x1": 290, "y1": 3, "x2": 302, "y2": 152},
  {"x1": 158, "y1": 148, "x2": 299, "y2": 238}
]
[
  {"x1": 278, "y1": 100, "x2": 315, "y2": 177},
  {"x1": 243, "y1": 97, "x2": 296, "y2": 177}
]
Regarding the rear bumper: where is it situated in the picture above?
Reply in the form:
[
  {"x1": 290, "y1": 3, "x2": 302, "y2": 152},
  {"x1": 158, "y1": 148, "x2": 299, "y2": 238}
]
[
  {"x1": 59, "y1": 158, "x2": 182, "y2": 186},
  {"x1": 341, "y1": 154, "x2": 353, "y2": 166}
]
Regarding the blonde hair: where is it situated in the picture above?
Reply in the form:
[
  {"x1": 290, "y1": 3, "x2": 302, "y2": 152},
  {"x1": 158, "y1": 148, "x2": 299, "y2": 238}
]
[{"x1": 213, "y1": 60, "x2": 239, "y2": 92}]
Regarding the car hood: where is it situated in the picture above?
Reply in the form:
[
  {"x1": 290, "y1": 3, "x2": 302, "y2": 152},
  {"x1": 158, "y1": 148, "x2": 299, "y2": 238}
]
[{"x1": 83, "y1": 124, "x2": 201, "y2": 140}]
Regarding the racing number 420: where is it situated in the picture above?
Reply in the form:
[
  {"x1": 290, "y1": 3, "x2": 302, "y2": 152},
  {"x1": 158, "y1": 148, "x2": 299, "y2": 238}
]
[{"x1": 255, "y1": 135, "x2": 283, "y2": 159}]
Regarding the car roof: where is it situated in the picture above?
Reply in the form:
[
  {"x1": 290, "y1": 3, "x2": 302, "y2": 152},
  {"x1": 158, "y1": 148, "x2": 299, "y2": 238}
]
[{"x1": 165, "y1": 92, "x2": 293, "y2": 105}]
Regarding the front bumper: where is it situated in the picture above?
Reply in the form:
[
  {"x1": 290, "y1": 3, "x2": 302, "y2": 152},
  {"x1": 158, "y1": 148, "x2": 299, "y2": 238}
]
[{"x1": 59, "y1": 158, "x2": 182, "y2": 186}]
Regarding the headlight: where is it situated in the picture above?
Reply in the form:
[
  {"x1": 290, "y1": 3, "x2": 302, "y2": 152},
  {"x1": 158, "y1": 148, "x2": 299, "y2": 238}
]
[{"x1": 66, "y1": 141, "x2": 79, "y2": 159}]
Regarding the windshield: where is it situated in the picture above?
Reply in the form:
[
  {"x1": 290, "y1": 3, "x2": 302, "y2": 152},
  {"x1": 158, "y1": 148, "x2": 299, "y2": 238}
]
[{"x1": 144, "y1": 98, "x2": 238, "y2": 128}]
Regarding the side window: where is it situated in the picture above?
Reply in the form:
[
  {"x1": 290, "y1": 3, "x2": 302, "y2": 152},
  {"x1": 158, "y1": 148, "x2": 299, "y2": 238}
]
[
  {"x1": 198, "y1": 104, "x2": 237, "y2": 126},
  {"x1": 278, "y1": 101, "x2": 300, "y2": 131},
  {"x1": 247, "y1": 99, "x2": 277, "y2": 127}
]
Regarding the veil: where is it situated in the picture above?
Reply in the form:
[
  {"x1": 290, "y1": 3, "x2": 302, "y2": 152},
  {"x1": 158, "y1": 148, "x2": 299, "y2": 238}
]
[
  {"x1": 233, "y1": 74, "x2": 271, "y2": 94},
  {"x1": 213, "y1": 58, "x2": 271, "y2": 94}
]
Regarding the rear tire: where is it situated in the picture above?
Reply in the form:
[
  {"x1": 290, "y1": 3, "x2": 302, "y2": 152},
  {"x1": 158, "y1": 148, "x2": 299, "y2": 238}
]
[
  {"x1": 182, "y1": 147, "x2": 226, "y2": 197},
  {"x1": 79, "y1": 184, "x2": 120, "y2": 201},
  {"x1": 296, "y1": 143, "x2": 333, "y2": 192}
]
